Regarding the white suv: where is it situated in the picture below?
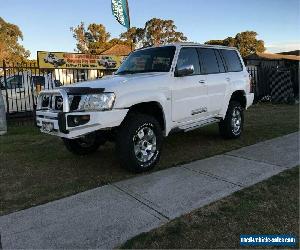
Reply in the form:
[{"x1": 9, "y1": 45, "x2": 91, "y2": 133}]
[{"x1": 36, "y1": 43, "x2": 254, "y2": 172}]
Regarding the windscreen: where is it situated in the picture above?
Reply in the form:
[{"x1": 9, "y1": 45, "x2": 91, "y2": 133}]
[{"x1": 116, "y1": 46, "x2": 176, "y2": 75}]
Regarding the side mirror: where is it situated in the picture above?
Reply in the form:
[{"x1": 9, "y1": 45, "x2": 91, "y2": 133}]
[{"x1": 175, "y1": 64, "x2": 194, "y2": 77}]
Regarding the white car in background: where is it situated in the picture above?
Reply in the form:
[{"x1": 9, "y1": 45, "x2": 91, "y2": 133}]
[{"x1": 1, "y1": 72, "x2": 60, "y2": 113}]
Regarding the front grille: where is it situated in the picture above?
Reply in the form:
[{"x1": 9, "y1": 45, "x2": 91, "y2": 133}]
[
  {"x1": 70, "y1": 96, "x2": 81, "y2": 111},
  {"x1": 54, "y1": 96, "x2": 64, "y2": 110},
  {"x1": 40, "y1": 94, "x2": 81, "y2": 111}
]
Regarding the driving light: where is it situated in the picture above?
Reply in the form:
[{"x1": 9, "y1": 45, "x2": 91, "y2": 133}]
[{"x1": 77, "y1": 93, "x2": 115, "y2": 111}]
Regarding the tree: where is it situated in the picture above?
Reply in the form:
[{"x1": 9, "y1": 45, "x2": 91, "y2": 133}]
[
  {"x1": 120, "y1": 27, "x2": 145, "y2": 49},
  {"x1": 70, "y1": 22, "x2": 111, "y2": 54},
  {"x1": 205, "y1": 31, "x2": 265, "y2": 57},
  {"x1": 0, "y1": 17, "x2": 30, "y2": 63},
  {"x1": 72, "y1": 18, "x2": 188, "y2": 53},
  {"x1": 143, "y1": 18, "x2": 187, "y2": 46},
  {"x1": 234, "y1": 31, "x2": 265, "y2": 57}
]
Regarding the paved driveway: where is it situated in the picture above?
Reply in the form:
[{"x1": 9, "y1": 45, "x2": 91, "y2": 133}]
[{"x1": 0, "y1": 132, "x2": 299, "y2": 249}]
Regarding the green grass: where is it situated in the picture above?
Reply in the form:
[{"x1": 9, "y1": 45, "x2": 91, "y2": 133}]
[
  {"x1": 0, "y1": 103, "x2": 299, "y2": 215},
  {"x1": 121, "y1": 166, "x2": 299, "y2": 249}
]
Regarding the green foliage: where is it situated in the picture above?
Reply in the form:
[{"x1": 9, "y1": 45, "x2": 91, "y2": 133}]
[
  {"x1": 70, "y1": 22, "x2": 111, "y2": 54},
  {"x1": 72, "y1": 18, "x2": 188, "y2": 53},
  {"x1": 205, "y1": 31, "x2": 265, "y2": 57},
  {"x1": 143, "y1": 18, "x2": 187, "y2": 46},
  {"x1": 120, "y1": 18, "x2": 188, "y2": 48},
  {"x1": 0, "y1": 17, "x2": 30, "y2": 63},
  {"x1": 120, "y1": 27, "x2": 145, "y2": 49}
]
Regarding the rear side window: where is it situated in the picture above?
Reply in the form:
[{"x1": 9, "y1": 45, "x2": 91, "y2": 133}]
[
  {"x1": 176, "y1": 48, "x2": 200, "y2": 75},
  {"x1": 197, "y1": 48, "x2": 219, "y2": 74},
  {"x1": 221, "y1": 49, "x2": 243, "y2": 72}
]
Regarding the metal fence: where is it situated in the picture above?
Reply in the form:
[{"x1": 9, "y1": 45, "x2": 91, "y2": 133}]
[
  {"x1": 1, "y1": 62, "x2": 299, "y2": 118},
  {"x1": 246, "y1": 65, "x2": 299, "y2": 102},
  {"x1": 0, "y1": 61, "x2": 113, "y2": 118}
]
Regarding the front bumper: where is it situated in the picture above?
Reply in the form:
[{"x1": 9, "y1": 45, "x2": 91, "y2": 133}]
[
  {"x1": 36, "y1": 109, "x2": 128, "y2": 139},
  {"x1": 36, "y1": 88, "x2": 128, "y2": 139}
]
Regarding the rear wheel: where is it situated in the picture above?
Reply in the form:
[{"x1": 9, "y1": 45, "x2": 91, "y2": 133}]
[
  {"x1": 219, "y1": 101, "x2": 244, "y2": 139},
  {"x1": 63, "y1": 131, "x2": 107, "y2": 155},
  {"x1": 116, "y1": 113, "x2": 163, "y2": 173}
]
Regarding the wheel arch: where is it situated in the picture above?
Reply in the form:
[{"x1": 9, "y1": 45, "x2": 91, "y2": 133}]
[
  {"x1": 230, "y1": 90, "x2": 247, "y2": 108},
  {"x1": 125, "y1": 101, "x2": 166, "y2": 134},
  {"x1": 220, "y1": 90, "x2": 247, "y2": 119}
]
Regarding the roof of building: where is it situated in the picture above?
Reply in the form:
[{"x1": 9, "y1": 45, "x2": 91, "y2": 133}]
[
  {"x1": 101, "y1": 44, "x2": 132, "y2": 56},
  {"x1": 277, "y1": 50, "x2": 300, "y2": 56},
  {"x1": 246, "y1": 52, "x2": 300, "y2": 61}
]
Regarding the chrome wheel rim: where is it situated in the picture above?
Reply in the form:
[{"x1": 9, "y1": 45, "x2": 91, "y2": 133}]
[
  {"x1": 231, "y1": 108, "x2": 242, "y2": 135},
  {"x1": 133, "y1": 126, "x2": 157, "y2": 163}
]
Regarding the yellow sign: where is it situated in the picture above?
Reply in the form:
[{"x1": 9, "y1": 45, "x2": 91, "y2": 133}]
[{"x1": 37, "y1": 51, "x2": 125, "y2": 69}]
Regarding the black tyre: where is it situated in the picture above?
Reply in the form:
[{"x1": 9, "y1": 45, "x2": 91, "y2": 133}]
[
  {"x1": 116, "y1": 113, "x2": 163, "y2": 173},
  {"x1": 219, "y1": 101, "x2": 244, "y2": 139},
  {"x1": 62, "y1": 131, "x2": 107, "y2": 155}
]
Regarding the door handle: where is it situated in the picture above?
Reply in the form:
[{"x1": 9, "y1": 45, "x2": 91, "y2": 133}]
[
  {"x1": 198, "y1": 80, "x2": 206, "y2": 85},
  {"x1": 225, "y1": 77, "x2": 231, "y2": 82}
]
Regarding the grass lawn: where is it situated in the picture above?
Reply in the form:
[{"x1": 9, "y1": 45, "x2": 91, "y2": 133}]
[
  {"x1": 0, "y1": 103, "x2": 299, "y2": 215},
  {"x1": 121, "y1": 166, "x2": 299, "y2": 249}
]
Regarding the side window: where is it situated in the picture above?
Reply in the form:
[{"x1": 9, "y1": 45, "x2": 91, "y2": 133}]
[
  {"x1": 215, "y1": 50, "x2": 226, "y2": 73},
  {"x1": 221, "y1": 49, "x2": 243, "y2": 72},
  {"x1": 176, "y1": 48, "x2": 200, "y2": 75},
  {"x1": 32, "y1": 76, "x2": 46, "y2": 86},
  {"x1": 198, "y1": 48, "x2": 219, "y2": 74},
  {"x1": 6, "y1": 75, "x2": 23, "y2": 89}
]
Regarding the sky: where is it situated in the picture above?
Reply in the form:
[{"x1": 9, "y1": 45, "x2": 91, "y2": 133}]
[{"x1": 1, "y1": 0, "x2": 300, "y2": 59}]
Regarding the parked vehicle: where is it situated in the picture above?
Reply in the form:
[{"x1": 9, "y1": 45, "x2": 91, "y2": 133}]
[
  {"x1": 36, "y1": 43, "x2": 254, "y2": 172},
  {"x1": 98, "y1": 56, "x2": 117, "y2": 68},
  {"x1": 1, "y1": 72, "x2": 59, "y2": 113},
  {"x1": 44, "y1": 53, "x2": 66, "y2": 68}
]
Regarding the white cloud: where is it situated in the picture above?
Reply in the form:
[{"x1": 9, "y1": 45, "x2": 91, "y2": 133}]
[{"x1": 266, "y1": 41, "x2": 300, "y2": 53}]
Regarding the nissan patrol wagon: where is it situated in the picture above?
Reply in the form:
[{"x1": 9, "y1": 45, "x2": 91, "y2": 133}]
[{"x1": 36, "y1": 43, "x2": 254, "y2": 172}]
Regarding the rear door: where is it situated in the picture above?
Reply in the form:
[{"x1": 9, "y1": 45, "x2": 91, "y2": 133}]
[
  {"x1": 197, "y1": 48, "x2": 228, "y2": 116},
  {"x1": 220, "y1": 49, "x2": 246, "y2": 91},
  {"x1": 171, "y1": 47, "x2": 208, "y2": 122}
]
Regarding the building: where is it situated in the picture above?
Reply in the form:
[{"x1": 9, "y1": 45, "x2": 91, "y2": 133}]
[
  {"x1": 101, "y1": 44, "x2": 132, "y2": 56},
  {"x1": 244, "y1": 52, "x2": 300, "y2": 68}
]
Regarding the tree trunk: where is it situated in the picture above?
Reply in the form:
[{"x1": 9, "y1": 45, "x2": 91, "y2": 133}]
[{"x1": 0, "y1": 91, "x2": 7, "y2": 135}]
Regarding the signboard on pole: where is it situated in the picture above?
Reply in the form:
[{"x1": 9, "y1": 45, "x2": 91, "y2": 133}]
[{"x1": 37, "y1": 51, "x2": 125, "y2": 69}]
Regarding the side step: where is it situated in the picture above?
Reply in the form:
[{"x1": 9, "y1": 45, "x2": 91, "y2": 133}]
[{"x1": 179, "y1": 117, "x2": 221, "y2": 132}]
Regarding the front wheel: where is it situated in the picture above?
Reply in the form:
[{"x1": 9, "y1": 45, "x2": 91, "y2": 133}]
[
  {"x1": 116, "y1": 114, "x2": 163, "y2": 173},
  {"x1": 219, "y1": 101, "x2": 244, "y2": 139},
  {"x1": 62, "y1": 132, "x2": 107, "y2": 155}
]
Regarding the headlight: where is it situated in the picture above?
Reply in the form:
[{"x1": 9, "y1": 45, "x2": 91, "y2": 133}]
[{"x1": 77, "y1": 93, "x2": 115, "y2": 111}]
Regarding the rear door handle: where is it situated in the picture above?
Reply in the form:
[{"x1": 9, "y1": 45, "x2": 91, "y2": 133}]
[
  {"x1": 198, "y1": 80, "x2": 206, "y2": 85},
  {"x1": 226, "y1": 77, "x2": 231, "y2": 82}
]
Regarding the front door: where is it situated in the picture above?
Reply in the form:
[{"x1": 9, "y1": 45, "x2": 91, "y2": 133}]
[{"x1": 172, "y1": 47, "x2": 208, "y2": 122}]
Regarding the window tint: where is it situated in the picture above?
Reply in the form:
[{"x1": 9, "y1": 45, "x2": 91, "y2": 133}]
[
  {"x1": 116, "y1": 46, "x2": 176, "y2": 75},
  {"x1": 198, "y1": 48, "x2": 219, "y2": 74},
  {"x1": 215, "y1": 50, "x2": 226, "y2": 73},
  {"x1": 6, "y1": 75, "x2": 23, "y2": 89},
  {"x1": 176, "y1": 48, "x2": 200, "y2": 75},
  {"x1": 221, "y1": 49, "x2": 243, "y2": 72}
]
